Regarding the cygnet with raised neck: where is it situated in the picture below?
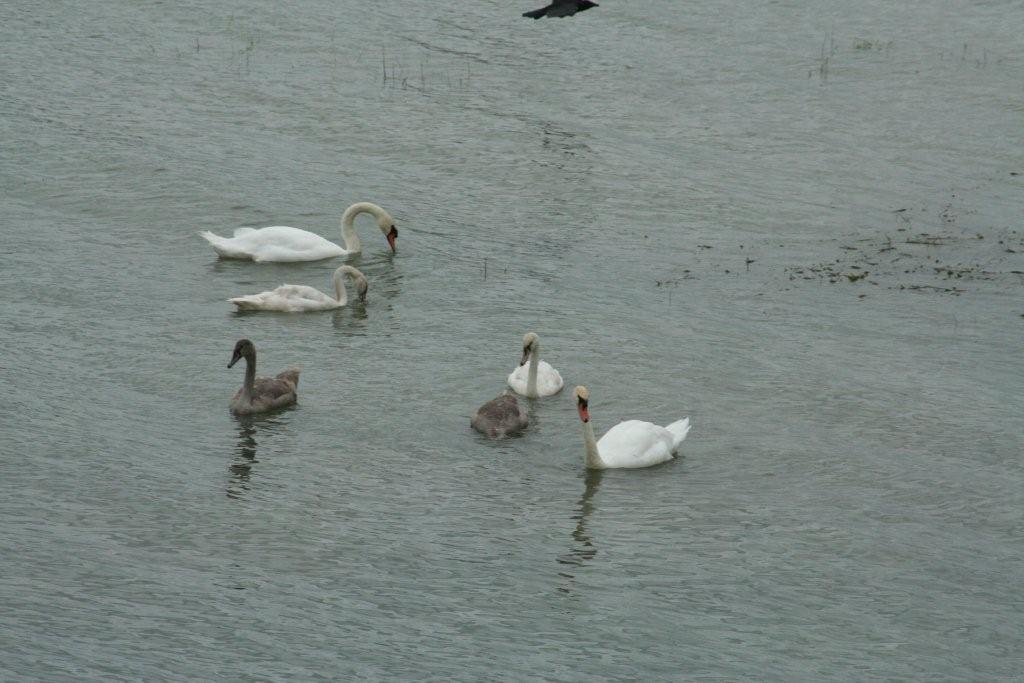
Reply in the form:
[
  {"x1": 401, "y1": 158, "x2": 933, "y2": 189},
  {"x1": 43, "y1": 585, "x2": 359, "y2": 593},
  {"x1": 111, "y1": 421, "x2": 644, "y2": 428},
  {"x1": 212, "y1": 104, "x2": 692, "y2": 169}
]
[{"x1": 227, "y1": 339, "x2": 300, "y2": 414}]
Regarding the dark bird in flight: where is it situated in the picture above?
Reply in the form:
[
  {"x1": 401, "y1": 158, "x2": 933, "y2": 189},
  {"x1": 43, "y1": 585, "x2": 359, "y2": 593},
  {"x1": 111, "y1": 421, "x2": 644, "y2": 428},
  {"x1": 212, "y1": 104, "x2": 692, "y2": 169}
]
[{"x1": 523, "y1": 0, "x2": 599, "y2": 19}]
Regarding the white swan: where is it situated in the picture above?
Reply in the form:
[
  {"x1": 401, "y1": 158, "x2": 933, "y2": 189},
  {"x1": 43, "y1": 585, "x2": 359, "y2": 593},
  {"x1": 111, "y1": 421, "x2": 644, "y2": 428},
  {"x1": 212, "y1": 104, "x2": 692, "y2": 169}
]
[
  {"x1": 574, "y1": 386, "x2": 690, "y2": 469},
  {"x1": 471, "y1": 391, "x2": 530, "y2": 439},
  {"x1": 228, "y1": 339, "x2": 300, "y2": 414},
  {"x1": 507, "y1": 332, "x2": 564, "y2": 397},
  {"x1": 201, "y1": 202, "x2": 398, "y2": 262},
  {"x1": 228, "y1": 265, "x2": 368, "y2": 312}
]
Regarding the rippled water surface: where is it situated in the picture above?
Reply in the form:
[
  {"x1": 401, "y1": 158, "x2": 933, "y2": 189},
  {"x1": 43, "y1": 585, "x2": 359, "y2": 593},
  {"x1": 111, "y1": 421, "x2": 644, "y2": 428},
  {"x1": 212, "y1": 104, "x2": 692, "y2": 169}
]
[{"x1": 2, "y1": 0, "x2": 1022, "y2": 680}]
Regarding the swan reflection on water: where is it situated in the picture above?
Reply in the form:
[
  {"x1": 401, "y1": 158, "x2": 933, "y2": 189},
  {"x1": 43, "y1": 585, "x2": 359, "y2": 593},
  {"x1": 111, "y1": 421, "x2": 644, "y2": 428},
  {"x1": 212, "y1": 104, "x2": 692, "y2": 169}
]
[
  {"x1": 331, "y1": 294, "x2": 369, "y2": 329},
  {"x1": 227, "y1": 416, "x2": 259, "y2": 499},
  {"x1": 226, "y1": 411, "x2": 292, "y2": 499},
  {"x1": 557, "y1": 469, "x2": 604, "y2": 592}
]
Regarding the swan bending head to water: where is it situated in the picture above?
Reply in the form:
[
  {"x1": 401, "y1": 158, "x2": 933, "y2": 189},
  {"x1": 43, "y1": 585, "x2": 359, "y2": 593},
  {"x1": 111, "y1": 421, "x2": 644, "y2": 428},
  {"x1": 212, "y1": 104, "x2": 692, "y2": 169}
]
[
  {"x1": 471, "y1": 390, "x2": 529, "y2": 439},
  {"x1": 201, "y1": 201, "x2": 398, "y2": 262},
  {"x1": 228, "y1": 265, "x2": 368, "y2": 312},
  {"x1": 574, "y1": 386, "x2": 690, "y2": 470},
  {"x1": 507, "y1": 332, "x2": 564, "y2": 398},
  {"x1": 227, "y1": 339, "x2": 300, "y2": 414}
]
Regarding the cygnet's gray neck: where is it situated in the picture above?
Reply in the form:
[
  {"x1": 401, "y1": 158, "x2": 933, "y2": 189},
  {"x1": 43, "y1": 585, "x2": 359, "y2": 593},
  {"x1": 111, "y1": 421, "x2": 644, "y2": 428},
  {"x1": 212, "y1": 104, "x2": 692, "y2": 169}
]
[{"x1": 242, "y1": 352, "x2": 256, "y2": 398}]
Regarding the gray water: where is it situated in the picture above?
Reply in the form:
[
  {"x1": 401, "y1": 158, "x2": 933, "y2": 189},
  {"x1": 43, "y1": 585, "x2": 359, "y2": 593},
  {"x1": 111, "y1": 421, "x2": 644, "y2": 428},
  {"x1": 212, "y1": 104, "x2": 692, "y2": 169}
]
[{"x1": 2, "y1": 0, "x2": 1022, "y2": 680}]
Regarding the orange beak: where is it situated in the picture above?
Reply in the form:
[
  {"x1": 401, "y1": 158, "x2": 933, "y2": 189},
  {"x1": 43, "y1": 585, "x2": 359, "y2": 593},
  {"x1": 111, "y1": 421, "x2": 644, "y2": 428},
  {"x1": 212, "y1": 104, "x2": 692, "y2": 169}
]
[
  {"x1": 577, "y1": 401, "x2": 590, "y2": 423},
  {"x1": 386, "y1": 226, "x2": 398, "y2": 252}
]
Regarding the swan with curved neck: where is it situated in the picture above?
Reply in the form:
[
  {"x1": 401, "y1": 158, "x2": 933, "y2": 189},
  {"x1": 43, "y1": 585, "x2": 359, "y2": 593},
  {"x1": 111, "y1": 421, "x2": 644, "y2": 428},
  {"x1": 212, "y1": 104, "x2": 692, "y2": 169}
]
[
  {"x1": 201, "y1": 201, "x2": 398, "y2": 262},
  {"x1": 228, "y1": 265, "x2": 368, "y2": 312},
  {"x1": 574, "y1": 386, "x2": 690, "y2": 469},
  {"x1": 227, "y1": 339, "x2": 300, "y2": 414},
  {"x1": 507, "y1": 332, "x2": 564, "y2": 397}
]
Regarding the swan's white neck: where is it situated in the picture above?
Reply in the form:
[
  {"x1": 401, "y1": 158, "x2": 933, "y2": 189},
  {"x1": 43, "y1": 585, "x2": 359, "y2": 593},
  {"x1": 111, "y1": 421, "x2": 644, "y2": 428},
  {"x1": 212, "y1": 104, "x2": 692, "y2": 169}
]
[
  {"x1": 581, "y1": 419, "x2": 604, "y2": 469},
  {"x1": 332, "y1": 268, "x2": 349, "y2": 305},
  {"x1": 340, "y1": 202, "x2": 387, "y2": 252},
  {"x1": 526, "y1": 343, "x2": 539, "y2": 397}
]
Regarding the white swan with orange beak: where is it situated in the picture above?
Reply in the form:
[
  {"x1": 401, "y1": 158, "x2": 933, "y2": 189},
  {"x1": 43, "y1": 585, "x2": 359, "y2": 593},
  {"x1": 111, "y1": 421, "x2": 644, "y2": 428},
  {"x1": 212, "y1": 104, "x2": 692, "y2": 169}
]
[
  {"x1": 507, "y1": 332, "x2": 563, "y2": 398},
  {"x1": 574, "y1": 386, "x2": 690, "y2": 469},
  {"x1": 202, "y1": 202, "x2": 398, "y2": 262}
]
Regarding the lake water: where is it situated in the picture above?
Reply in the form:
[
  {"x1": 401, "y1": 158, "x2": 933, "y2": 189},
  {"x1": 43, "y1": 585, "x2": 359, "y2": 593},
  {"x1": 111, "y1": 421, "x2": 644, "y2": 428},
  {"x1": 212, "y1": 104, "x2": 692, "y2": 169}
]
[{"x1": 2, "y1": 0, "x2": 1022, "y2": 680}]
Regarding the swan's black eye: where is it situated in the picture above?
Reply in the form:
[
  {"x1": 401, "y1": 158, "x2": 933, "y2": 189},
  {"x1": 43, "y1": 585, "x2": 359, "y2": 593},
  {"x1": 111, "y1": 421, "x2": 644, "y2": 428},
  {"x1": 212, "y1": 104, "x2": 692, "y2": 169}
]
[{"x1": 390, "y1": 226, "x2": 398, "y2": 236}]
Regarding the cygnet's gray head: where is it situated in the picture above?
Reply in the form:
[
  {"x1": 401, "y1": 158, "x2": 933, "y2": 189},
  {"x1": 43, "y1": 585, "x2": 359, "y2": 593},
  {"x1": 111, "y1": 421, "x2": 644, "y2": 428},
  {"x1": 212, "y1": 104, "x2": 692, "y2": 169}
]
[
  {"x1": 339, "y1": 265, "x2": 369, "y2": 303},
  {"x1": 354, "y1": 272, "x2": 369, "y2": 302},
  {"x1": 228, "y1": 339, "x2": 255, "y2": 368}
]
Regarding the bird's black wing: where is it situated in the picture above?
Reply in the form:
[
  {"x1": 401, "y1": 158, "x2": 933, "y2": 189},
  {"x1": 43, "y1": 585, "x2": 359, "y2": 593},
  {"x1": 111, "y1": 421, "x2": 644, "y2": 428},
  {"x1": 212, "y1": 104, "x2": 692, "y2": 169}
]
[{"x1": 523, "y1": 4, "x2": 552, "y2": 19}]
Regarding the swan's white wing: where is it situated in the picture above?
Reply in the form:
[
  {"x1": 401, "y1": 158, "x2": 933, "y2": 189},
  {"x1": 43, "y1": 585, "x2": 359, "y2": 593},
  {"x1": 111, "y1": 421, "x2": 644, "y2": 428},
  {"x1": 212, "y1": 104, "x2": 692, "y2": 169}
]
[
  {"x1": 229, "y1": 284, "x2": 338, "y2": 312},
  {"x1": 247, "y1": 227, "x2": 348, "y2": 262},
  {"x1": 664, "y1": 418, "x2": 691, "y2": 450},
  {"x1": 272, "y1": 285, "x2": 340, "y2": 311},
  {"x1": 202, "y1": 231, "x2": 256, "y2": 259},
  {"x1": 507, "y1": 365, "x2": 529, "y2": 394},
  {"x1": 235, "y1": 226, "x2": 335, "y2": 251},
  {"x1": 205, "y1": 226, "x2": 348, "y2": 262},
  {"x1": 535, "y1": 361, "x2": 564, "y2": 396},
  {"x1": 507, "y1": 361, "x2": 563, "y2": 397},
  {"x1": 596, "y1": 420, "x2": 676, "y2": 468}
]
